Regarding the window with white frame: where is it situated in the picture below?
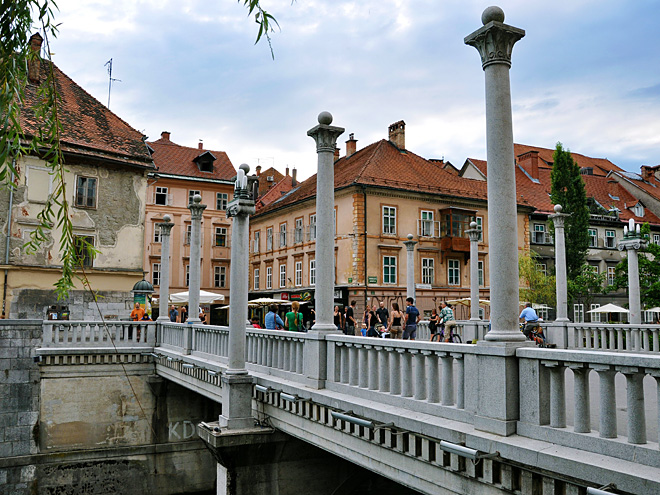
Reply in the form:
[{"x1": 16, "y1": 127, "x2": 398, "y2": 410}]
[
  {"x1": 216, "y1": 192, "x2": 228, "y2": 210},
  {"x1": 152, "y1": 263, "x2": 160, "y2": 286},
  {"x1": 573, "y1": 303, "x2": 584, "y2": 323},
  {"x1": 478, "y1": 260, "x2": 484, "y2": 286},
  {"x1": 654, "y1": 233, "x2": 660, "y2": 245},
  {"x1": 309, "y1": 260, "x2": 316, "y2": 286},
  {"x1": 421, "y1": 258, "x2": 434, "y2": 285},
  {"x1": 382, "y1": 206, "x2": 396, "y2": 235},
  {"x1": 633, "y1": 203, "x2": 644, "y2": 217},
  {"x1": 185, "y1": 224, "x2": 192, "y2": 245},
  {"x1": 607, "y1": 266, "x2": 616, "y2": 285},
  {"x1": 309, "y1": 214, "x2": 317, "y2": 241},
  {"x1": 295, "y1": 218, "x2": 303, "y2": 244},
  {"x1": 536, "y1": 263, "x2": 547, "y2": 277},
  {"x1": 215, "y1": 227, "x2": 227, "y2": 247},
  {"x1": 254, "y1": 268, "x2": 260, "y2": 290},
  {"x1": 253, "y1": 231, "x2": 260, "y2": 253},
  {"x1": 383, "y1": 256, "x2": 397, "y2": 284},
  {"x1": 266, "y1": 266, "x2": 272, "y2": 289},
  {"x1": 420, "y1": 211, "x2": 434, "y2": 237},
  {"x1": 185, "y1": 265, "x2": 190, "y2": 287},
  {"x1": 279, "y1": 264, "x2": 286, "y2": 288},
  {"x1": 588, "y1": 228, "x2": 598, "y2": 248},
  {"x1": 476, "y1": 216, "x2": 484, "y2": 241},
  {"x1": 448, "y1": 259, "x2": 460, "y2": 286},
  {"x1": 266, "y1": 227, "x2": 273, "y2": 251},
  {"x1": 537, "y1": 307, "x2": 549, "y2": 321},
  {"x1": 533, "y1": 224, "x2": 547, "y2": 244},
  {"x1": 214, "y1": 266, "x2": 226, "y2": 288},
  {"x1": 279, "y1": 223, "x2": 287, "y2": 247},
  {"x1": 605, "y1": 229, "x2": 616, "y2": 248},
  {"x1": 590, "y1": 304, "x2": 601, "y2": 323},
  {"x1": 154, "y1": 186, "x2": 168, "y2": 205},
  {"x1": 75, "y1": 176, "x2": 97, "y2": 209},
  {"x1": 295, "y1": 261, "x2": 302, "y2": 286},
  {"x1": 153, "y1": 224, "x2": 162, "y2": 243},
  {"x1": 188, "y1": 190, "x2": 201, "y2": 205}
]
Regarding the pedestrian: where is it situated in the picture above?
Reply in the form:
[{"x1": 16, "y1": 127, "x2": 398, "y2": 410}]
[
  {"x1": 250, "y1": 317, "x2": 262, "y2": 329},
  {"x1": 404, "y1": 297, "x2": 420, "y2": 340},
  {"x1": 285, "y1": 301, "x2": 303, "y2": 332},
  {"x1": 346, "y1": 300, "x2": 357, "y2": 336},
  {"x1": 180, "y1": 305, "x2": 188, "y2": 323},
  {"x1": 169, "y1": 305, "x2": 178, "y2": 323},
  {"x1": 130, "y1": 302, "x2": 144, "y2": 321},
  {"x1": 519, "y1": 302, "x2": 539, "y2": 340},
  {"x1": 199, "y1": 306, "x2": 206, "y2": 324},
  {"x1": 333, "y1": 305, "x2": 343, "y2": 331},
  {"x1": 439, "y1": 302, "x2": 456, "y2": 342},
  {"x1": 429, "y1": 308, "x2": 441, "y2": 342},
  {"x1": 375, "y1": 301, "x2": 389, "y2": 332},
  {"x1": 388, "y1": 302, "x2": 404, "y2": 339},
  {"x1": 265, "y1": 304, "x2": 284, "y2": 330}
]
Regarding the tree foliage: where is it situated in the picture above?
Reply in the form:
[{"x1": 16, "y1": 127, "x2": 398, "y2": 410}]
[
  {"x1": 568, "y1": 264, "x2": 607, "y2": 320},
  {"x1": 549, "y1": 142, "x2": 590, "y2": 280},
  {"x1": 519, "y1": 251, "x2": 556, "y2": 308}
]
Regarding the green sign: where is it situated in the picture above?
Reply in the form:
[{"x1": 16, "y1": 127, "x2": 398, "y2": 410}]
[
  {"x1": 368, "y1": 276, "x2": 377, "y2": 284},
  {"x1": 348, "y1": 278, "x2": 352, "y2": 283}
]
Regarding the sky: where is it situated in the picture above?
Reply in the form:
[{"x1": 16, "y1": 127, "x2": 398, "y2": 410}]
[{"x1": 46, "y1": 0, "x2": 660, "y2": 180}]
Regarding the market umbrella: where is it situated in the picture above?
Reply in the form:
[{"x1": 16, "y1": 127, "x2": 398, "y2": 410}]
[
  {"x1": 587, "y1": 303, "x2": 629, "y2": 313},
  {"x1": 446, "y1": 297, "x2": 490, "y2": 306},
  {"x1": 248, "y1": 297, "x2": 287, "y2": 305},
  {"x1": 646, "y1": 307, "x2": 660, "y2": 313},
  {"x1": 169, "y1": 290, "x2": 225, "y2": 305}
]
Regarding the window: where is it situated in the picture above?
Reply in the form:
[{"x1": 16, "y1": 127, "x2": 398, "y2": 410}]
[
  {"x1": 536, "y1": 263, "x2": 547, "y2": 277},
  {"x1": 185, "y1": 265, "x2": 190, "y2": 287},
  {"x1": 295, "y1": 218, "x2": 303, "y2": 244},
  {"x1": 279, "y1": 264, "x2": 286, "y2": 288},
  {"x1": 154, "y1": 186, "x2": 168, "y2": 205},
  {"x1": 266, "y1": 266, "x2": 272, "y2": 289},
  {"x1": 448, "y1": 259, "x2": 460, "y2": 286},
  {"x1": 382, "y1": 206, "x2": 396, "y2": 235},
  {"x1": 75, "y1": 176, "x2": 97, "y2": 208},
  {"x1": 254, "y1": 268, "x2": 260, "y2": 290},
  {"x1": 476, "y1": 216, "x2": 484, "y2": 241},
  {"x1": 633, "y1": 203, "x2": 644, "y2": 217},
  {"x1": 537, "y1": 307, "x2": 549, "y2": 321},
  {"x1": 421, "y1": 258, "x2": 434, "y2": 285},
  {"x1": 420, "y1": 210, "x2": 434, "y2": 237},
  {"x1": 216, "y1": 192, "x2": 228, "y2": 210},
  {"x1": 654, "y1": 234, "x2": 660, "y2": 245},
  {"x1": 185, "y1": 225, "x2": 192, "y2": 245},
  {"x1": 152, "y1": 263, "x2": 161, "y2": 286},
  {"x1": 253, "y1": 231, "x2": 260, "y2": 253},
  {"x1": 295, "y1": 261, "x2": 302, "y2": 286},
  {"x1": 279, "y1": 223, "x2": 287, "y2": 248},
  {"x1": 533, "y1": 224, "x2": 548, "y2": 244},
  {"x1": 383, "y1": 256, "x2": 397, "y2": 284},
  {"x1": 153, "y1": 225, "x2": 162, "y2": 243},
  {"x1": 590, "y1": 304, "x2": 601, "y2": 323},
  {"x1": 214, "y1": 227, "x2": 227, "y2": 247},
  {"x1": 188, "y1": 190, "x2": 201, "y2": 205},
  {"x1": 266, "y1": 227, "x2": 273, "y2": 251},
  {"x1": 214, "y1": 266, "x2": 226, "y2": 288},
  {"x1": 588, "y1": 228, "x2": 598, "y2": 248},
  {"x1": 573, "y1": 303, "x2": 584, "y2": 323},
  {"x1": 309, "y1": 260, "x2": 316, "y2": 286},
  {"x1": 607, "y1": 266, "x2": 616, "y2": 285},
  {"x1": 73, "y1": 235, "x2": 94, "y2": 267},
  {"x1": 309, "y1": 214, "x2": 316, "y2": 241},
  {"x1": 478, "y1": 260, "x2": 484, "y2": 286},
  {"x1": 605, "y1": 230, "x2": 616, "y2": 249}
]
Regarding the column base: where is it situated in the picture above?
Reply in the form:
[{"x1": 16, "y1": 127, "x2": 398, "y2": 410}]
[
  {"x1": 311, "y1": 322, "x2": 339, "y2": 332},
  {"x1": 156, "y1": 316, "x2": 170, "y2": 322},
  {"x1": 484, "y1": 329, "x2": 526, "y2": 342},
  {"x1": 218, "y1": 373, "x2": 254, "y2": 430}
]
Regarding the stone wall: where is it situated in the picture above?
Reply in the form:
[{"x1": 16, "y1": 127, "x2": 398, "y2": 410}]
[{"x1": 9, "y1": 289, "x2": 134, "y2": 320}]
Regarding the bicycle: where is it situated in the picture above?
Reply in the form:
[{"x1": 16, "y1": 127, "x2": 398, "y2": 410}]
[{"x1": 433, "y1": 324, "x2": 462, "y2": 343}]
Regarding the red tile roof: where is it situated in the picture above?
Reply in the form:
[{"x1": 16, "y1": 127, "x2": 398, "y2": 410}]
[
  {"x1": 21, "y1": 60, "x2": 153, "y2": 168},
  {"x1": 256, "y1": 175, "x2": 294, "y2": 211},
  {"x1": 148, "y1": 135, "x2": 235, "y2": 180},
  {"x1": 513, "y1": 144, "x2": 623, "y2": 176}
]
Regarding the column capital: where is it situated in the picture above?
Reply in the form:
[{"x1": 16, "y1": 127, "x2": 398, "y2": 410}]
[
  {"x1": 549, "y1": 204, "x2": 570, "y2": 229},
  {"x1": 465, "y1": 7, "x2": 525, "y2": 70},
  {"x1": 466, "y1": 227, "x2": 481, "y2": 243},
  {"x1": 307, "y1": 111, "x2": 345, "y2": 153},
  {"x1": 156, "y1": 214, "x2": 174, "y2": 237},
  {"x1": 618, "y1": 238, "x2": 646, "y2": 251},
  {"x1": 188, "y1": 194, "x2": 207, "y2": 220},
  {"x1": 227, "y1": 198, "x2": 256, "y2": 218},
  {"x1": 403, "y1": 234, "x2": 417, "y2": 251}
]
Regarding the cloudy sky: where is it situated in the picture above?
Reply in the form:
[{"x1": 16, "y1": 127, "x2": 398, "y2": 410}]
[{"x1": 47, "y1": 0, "x2": 660, "y2": 180}]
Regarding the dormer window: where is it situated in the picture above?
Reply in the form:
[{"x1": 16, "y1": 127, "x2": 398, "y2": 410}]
[
  {"x1": 633, "y1": 202, "x2": 645, "y2": 217},
  {"x1": 193, "y1": 150, "x2": 216, "y2": 173}
]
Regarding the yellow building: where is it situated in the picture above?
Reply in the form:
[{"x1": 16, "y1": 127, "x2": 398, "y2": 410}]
[{"x1": 249, "y1": 122, "x2": 532, "y2": 319}]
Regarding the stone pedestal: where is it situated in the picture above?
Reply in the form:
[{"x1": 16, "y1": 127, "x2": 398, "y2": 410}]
[
  {"x1": 403, "y1": 234, "x2": 417, "y2": 301},
  {"x1": 187, "y1": 195, "x2": 206, "y2": 326},
  {"x1": 465, "y1": 6, "x2": 525, "y2": 342},
  {"x1": 156, "y1": 215, "x2": 174, "y2": 322}
]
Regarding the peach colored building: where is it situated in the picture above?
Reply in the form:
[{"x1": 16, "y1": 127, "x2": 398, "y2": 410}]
[
  {"x1": 248, "y1": 122, "x2": 532, "y2": 321},
  {"x1": 144, "y1": 133, "x2": 235, "y2": 322}
]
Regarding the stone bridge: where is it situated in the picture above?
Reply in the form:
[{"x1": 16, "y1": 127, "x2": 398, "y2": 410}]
[{"x1": 34, "y1": 319, "x2": 660, "y2": 495}]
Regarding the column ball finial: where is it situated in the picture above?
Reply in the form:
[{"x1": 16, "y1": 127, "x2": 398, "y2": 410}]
[
  {"x1": 193, "y1": 194, "x2": 202, "y2": 204},
  {"x1": 482, "y1": 6, "x2": 505, "y2": 25},
  {"x1": 407, "y1": 233, "x2": 414, "y2": 240},
  {"x1": 470, "y1": 221, "x2": 477, "y2": 229},
  {"x1": 318, "y1": 111, "x2": 333, "y2": 125},
  {"x1": 239, "y1": 163, "x2": 250, "y2": 174},
  {"x1": 554, "y1": 204, "x2": 563, "y2": 213},
  {"x1": 163, "y1": 214, "x2": 172, "y2": 222}
]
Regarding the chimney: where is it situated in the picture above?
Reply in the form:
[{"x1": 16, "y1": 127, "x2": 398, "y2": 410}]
[
  {"x1": 334, "y1": 146, "x2": 340, "y2": 162},
  {"x1": 28, "y1": 33, "x2": 44, "y2": 84},
  {"x1": 198, "y1": 140, "x2": 203, "y2": 150},
  {"x1": 256, "y1": 165, "x2": 262, "y2": 176},
  {"x1": 388, "y1": 120, "x2": 405, "y2": 150},
  {"x1": 517, "y1": 150, "x2": 539, "y2": 180},
  {"x1": 161, "y1": 131, "x2": 171, "y2": 141},
  {"x1": 286, "y1": 166, "x2": 290, "y2": 177},
  {"x1": 346, "y1": 133, "x2": 357, "y2": 157},
  {"x1": 608, "y1": 180, "x2": 620, "y2": 199},
  {"x1": 641, "y1": 166, "x2": 654, "y2": 181},
  {"x1": 292, "y1": 168, "x2": 297, "y2": 187}
]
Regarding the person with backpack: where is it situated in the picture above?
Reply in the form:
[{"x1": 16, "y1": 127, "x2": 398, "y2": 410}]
[
  {"x1": 404, "y1": 297, "x2": 420, "y2": 340},
  {"x1": 285, "y1": 301, "x2": 303, "y2": 332}
]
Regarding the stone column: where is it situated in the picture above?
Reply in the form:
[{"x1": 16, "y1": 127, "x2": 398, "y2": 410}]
[
  {"x1": 156, "y1": 214, "x2": 174, "y2": 322},
  {"x1": 307, "y1": 111, "x2": 344, "y2": 332},
  {"x1": 466, "y1": 222, "x2": 481, "y2": 321},
  {"x1": 618, "y1": 219, "x2": 646, "y2": 326},
  {"x1": 549, "y1": 205, "x2": 570, "y2": 322},
  {"x1": 465, "y1": 6, "x2": 525, "y2": 342},
  {"x1": 403, "y1": 234, "x2": 417, "y2": 301},
  {"x1": 187, "y1": 195, "x2": 207, "y2": 325},
  {"x1": 220, "y1": 164, "x2": 256, "y2": 430}
]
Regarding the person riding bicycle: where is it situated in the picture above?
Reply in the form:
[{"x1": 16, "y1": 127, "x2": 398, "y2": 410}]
[
  {"x1": 519, "y1": 302, "x2": 540, "y2": 340},
  {"x1": 438, "y1": 301, "x2": 456, "y2": 342}
]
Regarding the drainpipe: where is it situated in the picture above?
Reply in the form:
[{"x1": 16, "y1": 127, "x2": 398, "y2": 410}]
[
  {"x1": 2, "y1": 163, "x2": 16, "y2": 317},
  {"x1": 362, "y1": 185, "x2": 368, "y2": 309}
]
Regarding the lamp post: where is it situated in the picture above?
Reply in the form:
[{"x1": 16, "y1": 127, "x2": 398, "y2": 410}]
[
  {"x1": 619, "y1": 218, "x2": 646, "y2": 328},
  {"x1": 403, "y1": 234, "x2": 417, "y2": 301},
  {"x1": 466, "y1": 222, "x2": 481, "y2": 322},
  {"x1": 156, "y1": 214, "x2": 174, "y2": 322}
]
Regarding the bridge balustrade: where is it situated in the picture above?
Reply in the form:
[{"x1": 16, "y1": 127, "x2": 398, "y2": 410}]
[
  {"x1": 568, "y1": 323, "x2": 660, "y2": 353},
  {"x1": 42, "y1": 320, "x2": 156, "y2": 347}
]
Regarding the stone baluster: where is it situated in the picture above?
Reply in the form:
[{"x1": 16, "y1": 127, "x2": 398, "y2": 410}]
[
  {"x1": 568, "y1": 363, "x2": 591, "y2": 433},
  {"x1": 368, "y1": 345, "x2": 379, "y2": 391},
  {"x1": 618, "y1": 366, "x2": 647, "y2": 444},
  {"x1": 390, "y1": 349, "x2": 402, "y2": 395},
  {"x1": 440, "y1": 353, "x2": 454, "y2": 406},
  {"x1": 349, "y1": 344, "x2": 359, "y2": 386},
  {"x1": 592, "y1": 365, "x2": 617, "y2": 438},
  {"x1": 452, "y1": 353, "x2": 465, "y2": 409},
  {"x1": 651, "y1": 371, "x2": 660, "y2": 448},
  {"x1": 283, "y1": 338, "x2": 291, "y2": 371},
  {"x1": 424, "y1": 351, "x2": 439, "y2": 403},
  {"x1": 400, "y1": 351, "x2": 413, "y2": 397},
  {"x1": 413, "y1": 351, "x2": 426, "y2": 400},
  {"x1": 379, "y1": 348, "x2": 390, "y2": 393},
  {"x1": 543, "y1": 361, "x2": 566, "y2": 428},
  {"x1": 340, "y1": 344, "x2": 350, "y2": 383},
  {"x1": 358, "y1": 345, "x2": 368, "y2": 388}
]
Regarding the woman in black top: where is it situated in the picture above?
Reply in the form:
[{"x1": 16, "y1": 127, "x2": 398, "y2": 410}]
[{"x1": 333, "y1": 306, "x2": 343, "y2": 331}]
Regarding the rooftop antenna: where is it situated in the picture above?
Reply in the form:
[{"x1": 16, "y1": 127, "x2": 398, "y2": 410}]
[{"x1": 104, "y1": 58, "x2": 122, "y2": 108}]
